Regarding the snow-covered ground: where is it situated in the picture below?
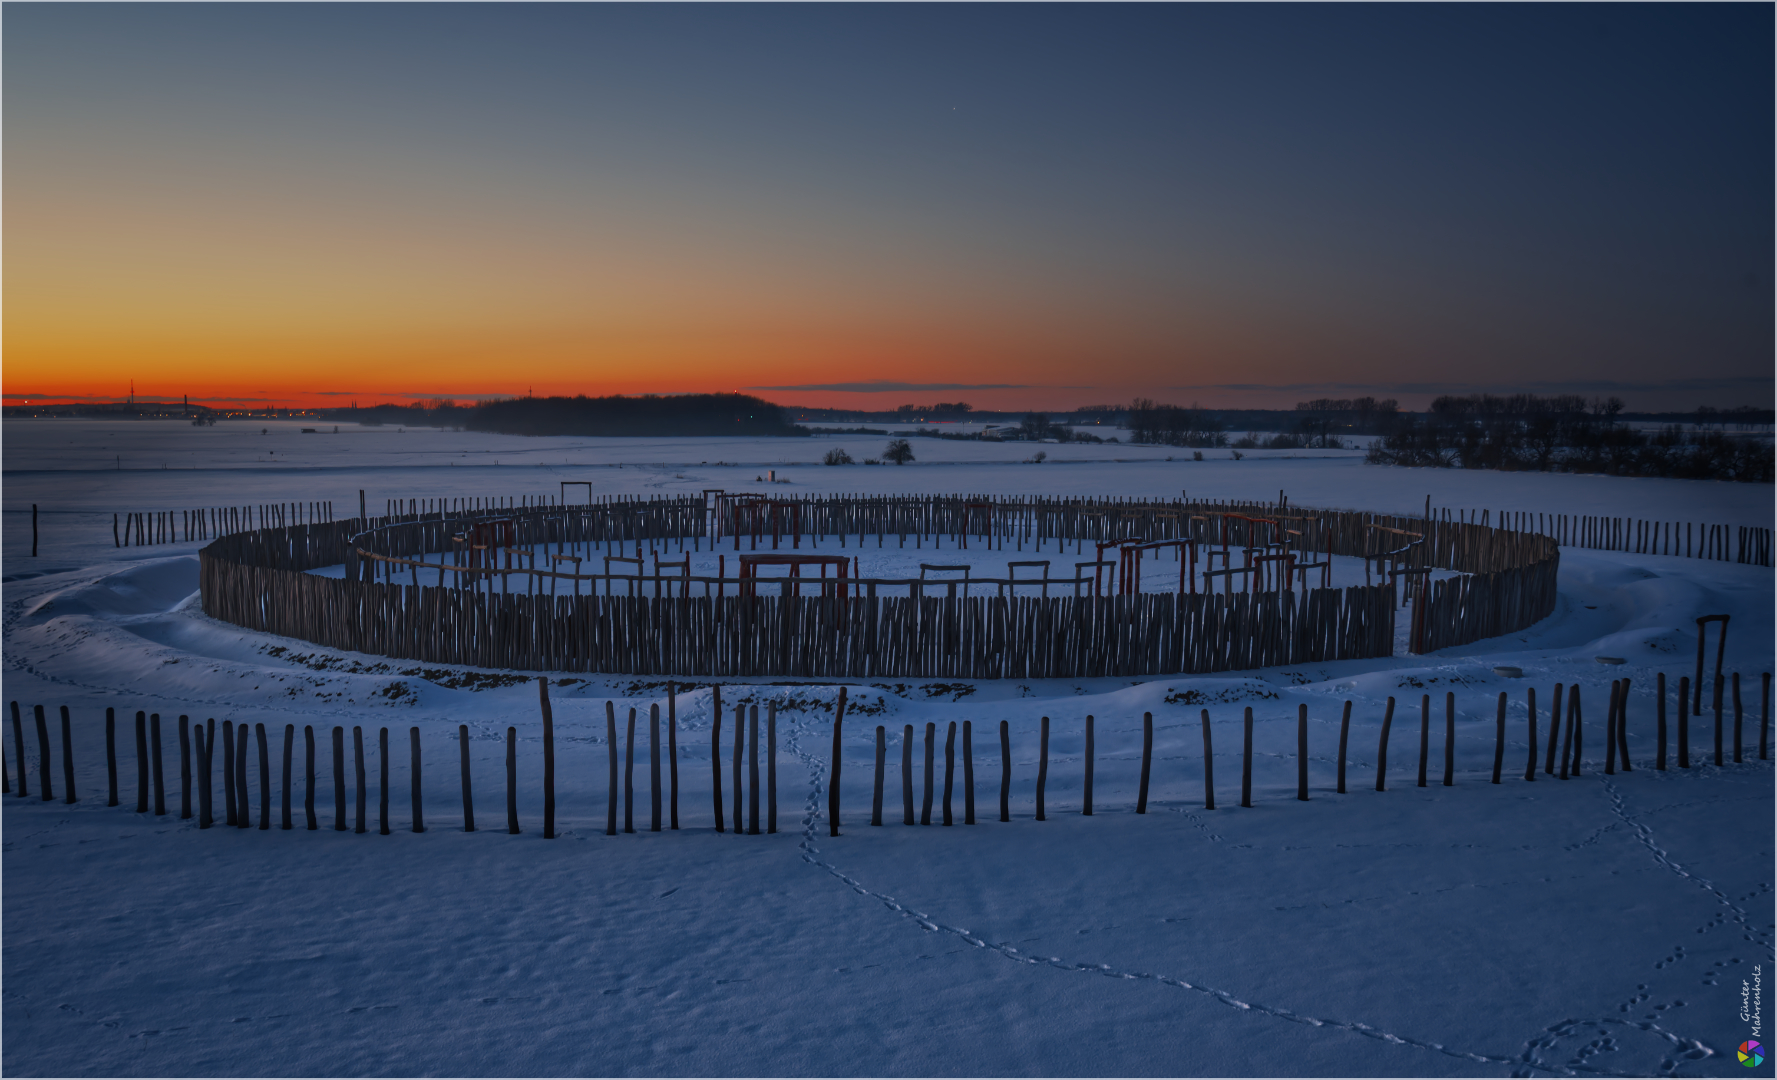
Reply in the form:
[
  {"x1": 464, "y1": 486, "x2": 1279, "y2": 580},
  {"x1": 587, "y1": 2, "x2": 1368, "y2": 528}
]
[{"x1": 3, "y1": 419, "x2": 1771, "y2": 1077}]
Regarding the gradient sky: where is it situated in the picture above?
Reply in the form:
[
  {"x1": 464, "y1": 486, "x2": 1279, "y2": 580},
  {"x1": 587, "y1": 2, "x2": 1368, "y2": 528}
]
[{"x1": 6, "y1": 4, "x2": 1772, "y2": 412}]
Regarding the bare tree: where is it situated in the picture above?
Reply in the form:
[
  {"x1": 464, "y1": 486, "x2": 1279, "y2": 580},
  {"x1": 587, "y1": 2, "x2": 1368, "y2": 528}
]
[{"x1": 883, "y1": 439, "x2": 915, "y2": 465}]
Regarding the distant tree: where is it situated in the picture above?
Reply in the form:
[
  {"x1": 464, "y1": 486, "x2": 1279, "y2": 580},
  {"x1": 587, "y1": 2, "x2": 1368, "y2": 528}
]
[
  {"x1": 884, "y1": 439, "x2": 915, "y2": 465},
  {"x1": 822, "y1": 447, "x2": 854, "y2": 465}
]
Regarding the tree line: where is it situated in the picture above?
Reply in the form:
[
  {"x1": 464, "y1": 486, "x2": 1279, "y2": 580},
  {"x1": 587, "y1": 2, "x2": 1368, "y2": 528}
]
[{"x1": 1366, "y1": 394, "x2": 1772, "y2": 482}]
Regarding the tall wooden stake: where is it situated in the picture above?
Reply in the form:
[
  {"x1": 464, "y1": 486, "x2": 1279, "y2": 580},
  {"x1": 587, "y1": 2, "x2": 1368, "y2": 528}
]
[
  {"x1": 625, "y1": 707, "x2": 637, "y2": 834},
  {"x1": 1337, "y1": 700, "x2": 1352, "y2": 794},
  {"x1": 1200, "y1": 709, "x2": 1215, "y2": 810},
  {"x1": 1137, "y1": 711, "x2": 1153, "y2": 812},
  {"x1": 506, "y1": 726, "x2": 520, "y2": 834},
  {"x1": 1417, "y1": 695, "x2": 1430, "y2": 788},
  {"x1": 106, "y1": 706, "x2": 117, "y2": 805},
  {"x1": 540, "y1": 678, "x2": 556, "y2": 839},
  {"x1": 828, "y1": 688, "x2": 846, "y2": 837},
  {"x1": 1241, "y1": 706, "x2": 1254, "y2": 807},
  {"x1": 332, "y1": 726, "x2": 346, "y2": 830},
  {"x1": 280, "y1": 723, "x2": 293, "y2": 829},
  {"x1": 1375, "y1": 697, "x2": 1395, "y2": 791},
  {"x1": 906, "y1": 724, "x2": 917, "y2": 825},
  {"x1": 61, "y1": 706, "x2": 78, "y2": 805},
  {"x1": 962, "y1": 720, "x2": 975, "y2": 825},
  {"x1": 995, "y1": 720, "x2": 1011, "y2": 822},
  {"x1": 458, "y1": 724, "x2": 476, "y2": 832},
  {"x1": 1491, "y1": 692, "x2": 1506, "y2": 783},
  {"x1": 305, "y1": 725, "x2": 317, "y2": 830},
  {"x1": 256, "y1": 723, "x2": 270, "y2": 830},
  {"x1": 669, "y1": 685, "x2": 680, "y2": 830},
  {"x1": 379, "y1": 727, "x2": 391, "y2": 835},
  {"x1": 872, "y1": 726, "x2": 886, "y2": 826},
  {"x1": 709, "y1": 688, "x2": 723, "y2": 833}
]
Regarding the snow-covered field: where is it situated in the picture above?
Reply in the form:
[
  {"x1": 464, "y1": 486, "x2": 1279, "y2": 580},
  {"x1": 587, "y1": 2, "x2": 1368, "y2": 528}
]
[{"x1": 3, "y1": 419, "x2": 1771, "y2": 1077}]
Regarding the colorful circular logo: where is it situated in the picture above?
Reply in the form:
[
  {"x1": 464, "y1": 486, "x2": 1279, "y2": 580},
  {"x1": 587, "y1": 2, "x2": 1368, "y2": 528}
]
[{"x1": 1741, "y1": 1040, "x2": 1764, "y2": 1068}]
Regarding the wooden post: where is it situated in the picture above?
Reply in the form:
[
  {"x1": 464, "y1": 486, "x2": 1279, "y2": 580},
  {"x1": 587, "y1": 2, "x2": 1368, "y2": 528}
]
[
  {"x1": 1714, "y1": 676, "x2": 1724, "y2": 766},
  {"x1": 61, "y1": 706, "x2": 78, "y2": 805},
  {"x1": 459, "y1": 724, "x2": 475, "y2": 832},
  {"x1": 256, "y1": 723, "x2": 270, "y2": 830},
  {"x1": 176, "y1": 714, "x2": 191, "y2": 813},
  {"x1": 607, "y1": 702, "x2": 620, "y2": 836},
  {"x1": 1727, "y1": 671, "x2": 1741, "y2": 763},
  {"x1": 1035, "y1": 715, "x2": 1049, "y2": 821},
  {"x1": 354, "y1": 726, "x2": 367, "y2": 834},
  {"x1": 1375, "y1": 697, "x2": 1395, "y2": 791},
  {"x1": 1442, "y1": 692, "x2": 1454, "y2": 787},
  {"x1": 731, "y1": 703, "x2": 743, "y2": 835},
  {"x1": 196, "y1": 723, "x2": 212, "y2": 828},
  {"x1": 333, "y1": 726, "x2": 346, "y2": 830},
  {"x1": 1617, "y1": 678, "x2": 1633, "y2": 772},
  {"x1": 1336, "y1": 701, "x2": 1352, "y2": 794},
  {"x1": 1414, "y1": 695, "x2": 1429, "y2": 788},
  {"x1": 921, "y1": 721, "x2": 935, "y2": 825},
  {"x1": 669, "y1": 686, "x2": 681, "y2": 830},
  {"x1": 137, "y1": 711, "x2": 150, "y2": 813},
  {"x1": 1545, "y1": 684, "x2": 1564, "y2": 774},
  {"x1": 963, "y1": 720, "x2": 975, "y2": 825},
  {"x1": 1200, "y1": 709, "x2": 1216, "y2": 809},
  {"x1": 541, "y1": 678, "x2": 556, "y2": 839},
  {"x1": 1137, "y1": 711, "x2": 1153, "y2": 812},
  {"x1": 1491, "y1": 693, "x2": 1506, "y2": 784},
  {"x1": 1677, "y1": 676, "x2": 1690, "y2": 768},
  {"x1": 281, "y1": 724, "x2": 293, "y2": 829},
  {"x1": 410, "y1": 728, "x2": 424, "y2": 831},
  {"x1": 379, "y1": 727, "x2": 392, "y2": 835},
  {"x1": 942, "y1": 721, "x2": 957, "y2": 826},
  {"x1": 305, "y1": 725, "x2": 317, "y2": 830},
  {"x1": 507, "y1": 726, "x2": 520, "y2": 834},
  {"x1": 625, "y1": 707, "x2": 637, "y2": 834},
  {"x1": 906, "y1": 724, "x2": 918, "y2": 825},
  {"x1": 828, "y1": 688, "x2": 846, "y2": 837},
  {"x1": 1558, "y1": 692, "x2": 1574, "y2": 780},
  {"x1": 872, "y1": 726, "x2": 886, "y2": 826},
  {"x1": 708, "y1": 690, "x2": 722, "y2": 833},
  {"x1": 106, "y1": 706, "x2": 117, "y2": 806},
  {"x1": 767, "y1": 702, "x2": 777, "y2": 834},
  {"x1": 997, "y1": 720, "x2": 1011, "y2": 821},
  {"x1": 29, "y1": 707, "x2": 49, "y2": 803},
  {"x1": 746, "y1": 705, "x2": 760, "y2": 835},
  {"x1": 9, "y1": 702, "x2": 25, "y2": 799},
  {"x1": 1241, "y1": 706, "x2": 1254, "y2": 807}
]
